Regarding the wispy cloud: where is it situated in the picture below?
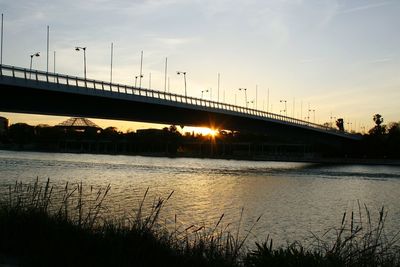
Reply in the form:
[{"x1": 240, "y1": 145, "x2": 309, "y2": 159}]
[
  {"x1": 315, "y1": 1, "x2": 395, "y2": 29},
  {"x1": 339, "y1": 1, "x2": 393, "y2": 14},
  {"x1": 153, "y1": 37, "x2": 198, "y2": 47},
  {"x1": 299, "y1": 57, "x2": 326, "y2": 64},
  {"x1": 368, "y1": 57, "x2": 393, "y2": 64}
]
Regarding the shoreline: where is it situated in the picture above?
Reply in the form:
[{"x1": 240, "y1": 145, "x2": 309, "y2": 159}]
[{"x1": 1, "y1": 147, "x2": 399, "y2": 166}]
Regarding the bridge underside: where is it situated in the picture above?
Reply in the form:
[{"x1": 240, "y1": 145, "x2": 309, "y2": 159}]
[{"x1": 0, "y1": 82, "x2": 355, "y2": 147}]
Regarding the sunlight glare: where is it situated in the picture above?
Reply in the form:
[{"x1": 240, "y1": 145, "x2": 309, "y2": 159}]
[{"x1": 185, "y1": 127, "x2": 218, "y2": 136}]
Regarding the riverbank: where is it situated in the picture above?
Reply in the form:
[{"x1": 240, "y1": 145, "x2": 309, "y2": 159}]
[
  {"x1": 1, "y1": 180, "x2": 399, "y2": 267},
  {"x1": 1, "y1": 146, "x2": 400, "y2": 166}
]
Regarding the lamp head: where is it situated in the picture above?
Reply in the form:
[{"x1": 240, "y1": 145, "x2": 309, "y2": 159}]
[{"x1": 30, "y1": 52, "x2": 40, "y2": 58}]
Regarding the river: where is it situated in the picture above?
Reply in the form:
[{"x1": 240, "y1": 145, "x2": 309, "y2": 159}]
[{"x1": 1, "y1": 150, "x2": 400, "y2": 247}]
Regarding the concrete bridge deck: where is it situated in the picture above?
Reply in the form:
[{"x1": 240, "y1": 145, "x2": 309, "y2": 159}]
[{"x1": 0, "y1": 64, "x2": 361, "y2": 142}]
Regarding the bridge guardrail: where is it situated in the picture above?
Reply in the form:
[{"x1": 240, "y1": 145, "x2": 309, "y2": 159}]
[{"x1": 0, "y1": 64, "x2": 354, "y2": 137}]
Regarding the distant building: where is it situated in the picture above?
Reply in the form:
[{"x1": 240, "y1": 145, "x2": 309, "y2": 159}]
[
  {"x1": 55, "y1": 117, "x2": 102, "y2": 133},
  {"x1": 136, "y1": 128, "x2": 165, "y2": 136},
  {"x1": 0, "y1": 116, "x2": 9, "y2": 135}
]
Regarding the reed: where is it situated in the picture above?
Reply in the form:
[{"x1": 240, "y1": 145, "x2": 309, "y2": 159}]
[
  {"x1": 1, "y1": 179, "x2": 399, "y2": 267},
  {"x1": 244, "y1": 201, "x2": 400, "y2": 266}
]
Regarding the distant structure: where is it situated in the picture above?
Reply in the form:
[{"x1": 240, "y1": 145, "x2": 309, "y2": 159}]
[
  {"x1": 0, "y1": 116, "x2": 9, "y2": 135},
  {"x1": 56, "y1": 117, "x2": 102, "y2": 133},
  {"x1": 136, "y1": 128, "x2": 165, "y2": 136}
]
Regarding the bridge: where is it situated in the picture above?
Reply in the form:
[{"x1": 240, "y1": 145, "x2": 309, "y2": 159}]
[{"x1": 0, "y1": 64, "x2": 360, "y2": 144}]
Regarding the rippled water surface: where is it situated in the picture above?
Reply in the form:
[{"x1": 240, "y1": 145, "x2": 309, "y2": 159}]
[{"x1": 1, "y1": 150, "x2": 400, "y2": 246}]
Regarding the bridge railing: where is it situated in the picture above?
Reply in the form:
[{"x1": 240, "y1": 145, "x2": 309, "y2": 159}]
[{"x1": 0, "y1": 64, "x2": 351, "y2": 136}]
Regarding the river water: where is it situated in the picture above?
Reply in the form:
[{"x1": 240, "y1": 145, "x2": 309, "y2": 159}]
[{"x1": 1, "y1": 150, "x2": 400, "y2": 247}]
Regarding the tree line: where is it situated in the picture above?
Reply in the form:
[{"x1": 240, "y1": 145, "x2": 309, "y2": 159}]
[{"x1": 0, "y1": 114, "x2": 399, "y2": 159}]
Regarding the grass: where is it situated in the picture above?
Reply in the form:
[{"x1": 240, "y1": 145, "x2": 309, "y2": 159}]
[
  {"x1": 1, "y1": 179, "x2": 400, "y2": 267},
  {"x1": 244, "y1": 204, "x2": 400, "y2": 267}
]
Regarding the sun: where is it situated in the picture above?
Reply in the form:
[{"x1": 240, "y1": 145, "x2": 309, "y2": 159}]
[{"x1": 184, "y1": 127, "x2": 218, "y2": 136}]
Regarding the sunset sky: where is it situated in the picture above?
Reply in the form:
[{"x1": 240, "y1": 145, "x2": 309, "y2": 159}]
[{"x1": 1, "y1": 0, "x2": 399, "y2": 133}]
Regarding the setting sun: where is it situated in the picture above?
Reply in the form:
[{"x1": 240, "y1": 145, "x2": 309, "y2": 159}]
[{"x1": 184, "y1": 127, "x2": 219, "y2": 136}]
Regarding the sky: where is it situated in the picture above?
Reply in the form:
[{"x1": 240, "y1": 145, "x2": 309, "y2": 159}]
[{"x1": 1, "y1": 0, "x2": 399, "y2": 133}]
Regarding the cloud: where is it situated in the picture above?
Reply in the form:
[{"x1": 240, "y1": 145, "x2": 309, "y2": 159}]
[
  {"x1": 153, "y1": 37, "x2": 199, "y2": 47},
  {"x1": 315, "y1": 1, "x2": 394, "y2": 28},
  {"x1": 299, "y1": 58, "x2": 326, "y2": 64},
  {"x1": 314, "y1": 1, "x2": 340, "y2": 29},
  {"x1": 339, "y1": 1, "x2": 393, "y2": 14},
  {"x1": 368, "y1": 57, "x2": 394, "y2": 64}
]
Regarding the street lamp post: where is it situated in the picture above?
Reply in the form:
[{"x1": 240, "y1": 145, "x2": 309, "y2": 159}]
[
  {"x1": 139, "y1": 50, "x2": 144, "y2": 88},
  {"x1": 164, "y1": 57, "x2": 168, "y2": 92},
  {"x1": 330, "y1": 115, "x2": 336, "y2": 128},
  {"x1": 255, "y1": 85, "x2": 258, "y2": 110},
  {"x1": 29, "y1": 52, "x2": 40, "y2": 78},
  {"x1": 177, "y1": 71, "x2": 187, "y2": 97},
  {"x1": 309, "y1": 109, "x2": 315, "y2": 123},
  {"x1": 313, "y1": 110, "x2": 316, "y2": 123},
  {"x1": 135, "y1": 75, "x2": 143, "y2": 88},
  {"x1": 149, "y1": 72, "x2": 152, "y2": 89},
  {"x1": 217, "y1": 73, "x2": 220, "y2": 102},
  {"x1": 247, "y1": 100, "x2": 254, "y2": 108},
  {"x1": 238, "y1": 88, "x2": 247, "y2": 107},
  {"x1": 201, "y1": 89, "x2": 209, "y2": 99},
  {"x1": 349, "y1": 122, "x2": 353, "y2": 132},
  {"x1": 110, "y1": 42, "x2": 113, "y2": 83},
  {"x1": 75, "y1": 46, "x2": 87, "y2": 79},
  {"x1": 1, "y1": 13, "x2": 3, "y2": 66},
  {"x1": 280, "y1": 100, "x2": 287, "y2": 116},
  {"x1": 46, "y1": 25, "x2": 49, "y2": 72},
  {"x1": 347, "y1": 122, "x2": 352, "y2": 132}
]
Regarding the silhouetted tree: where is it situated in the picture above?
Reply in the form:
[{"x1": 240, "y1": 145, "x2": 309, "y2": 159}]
[
  {"x1": 160, "y1": 125, "x2": 181, "y2": 154},
  {"x1": 336, "y1": 118, "x2": 344, "y2": 131},
  {"x1": 102, "y1": 127, "x2": 119, "y2": 134},
  {"x1": 35, "y1": 125, "x2": 63, "y2": 141},
  {"x1": 100, "y1": 127, "x2": 120, "y2": 139},
  {"x1": 373, "y1": 114, "x2": 383, "y2": 126},
  {"x1": 8, "y1": 123, "x2": 35, "y2": 145},
  {"x1": 386, "y1": 122, "x2": 400, "y2": 158},
  {"x1": 369, "y1": 114, "x2": 386, "y2": 136},
  {"x1": 361, "y1": 114, "x2": 397, "y2": 158},
  {"x1": 387, "y1": 122, "x2": 400, "y2": 136},
  {"x1": 168, "y1": 125, "x2": 178, "y2": 133}
]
